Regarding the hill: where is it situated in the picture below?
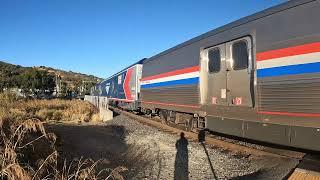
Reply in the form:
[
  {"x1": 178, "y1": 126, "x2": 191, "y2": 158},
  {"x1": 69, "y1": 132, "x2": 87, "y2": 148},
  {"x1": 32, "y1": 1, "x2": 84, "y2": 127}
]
[
  {"x1": 35, "y1": 66, "x2": 102, "y2": 91},
  {"x1": 0, "y1": 61, "x2": 102, "y2": 97}
]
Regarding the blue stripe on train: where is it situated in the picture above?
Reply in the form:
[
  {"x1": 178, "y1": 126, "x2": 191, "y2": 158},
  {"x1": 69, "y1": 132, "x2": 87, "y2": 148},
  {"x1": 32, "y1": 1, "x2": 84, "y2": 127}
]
[
  {"x1": 141, "y1": 77, "x2": 199, "y2": 89},
  {"x1": 257, "y1": 62, "x2": 320, "y2": 78}
]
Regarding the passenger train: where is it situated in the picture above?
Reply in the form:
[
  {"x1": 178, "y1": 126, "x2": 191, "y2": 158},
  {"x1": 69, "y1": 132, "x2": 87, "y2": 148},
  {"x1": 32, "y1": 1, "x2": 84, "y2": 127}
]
[{"x1": 92, "y1": 0, "x2": 320, "y2": 151}]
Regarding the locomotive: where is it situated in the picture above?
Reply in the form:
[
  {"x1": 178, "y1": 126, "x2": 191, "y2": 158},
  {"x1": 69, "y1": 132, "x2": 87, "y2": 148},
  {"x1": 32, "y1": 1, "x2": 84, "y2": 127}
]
[{"x1": 92, "y1": 0, "x2": 320, "y2": 151}]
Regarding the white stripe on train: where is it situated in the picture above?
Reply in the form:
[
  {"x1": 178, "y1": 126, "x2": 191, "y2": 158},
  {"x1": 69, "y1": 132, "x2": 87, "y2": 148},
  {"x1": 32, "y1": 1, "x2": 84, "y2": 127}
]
[
  {"x1": 141, "y1": 71, "x2": 199, "y2": 85},
  {"x1": 257, "y1": 52, "x2": 320, "y2": 69}
]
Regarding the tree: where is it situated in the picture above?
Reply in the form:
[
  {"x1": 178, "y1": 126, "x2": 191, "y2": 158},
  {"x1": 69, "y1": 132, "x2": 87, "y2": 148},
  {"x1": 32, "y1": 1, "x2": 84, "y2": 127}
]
[{"x1": 19, "y1": 69, "x2": 55, "y2": 94}]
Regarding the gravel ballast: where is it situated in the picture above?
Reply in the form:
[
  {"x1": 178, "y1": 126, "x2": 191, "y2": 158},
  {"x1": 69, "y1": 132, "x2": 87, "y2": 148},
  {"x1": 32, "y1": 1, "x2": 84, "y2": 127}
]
[{"x1": 105, "y1": 114, "x2": 299, "y2": 180}]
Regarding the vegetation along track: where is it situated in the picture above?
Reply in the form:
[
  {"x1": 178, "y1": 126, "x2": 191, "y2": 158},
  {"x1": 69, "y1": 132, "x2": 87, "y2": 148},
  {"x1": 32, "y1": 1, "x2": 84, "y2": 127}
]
[{"x1": 109, "y1": 106, "x2": 307, "y2": 161}]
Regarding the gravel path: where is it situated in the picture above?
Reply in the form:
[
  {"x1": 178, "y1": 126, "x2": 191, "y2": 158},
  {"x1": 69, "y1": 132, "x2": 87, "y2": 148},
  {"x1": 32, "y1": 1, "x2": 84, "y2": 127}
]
[{"x1": 105, "y1": 115, "x2": 299, "y2": 180}]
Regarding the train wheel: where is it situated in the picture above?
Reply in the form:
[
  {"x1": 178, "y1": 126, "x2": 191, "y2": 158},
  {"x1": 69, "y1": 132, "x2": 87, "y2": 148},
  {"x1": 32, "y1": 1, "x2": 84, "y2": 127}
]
[
  {"x1": 185, "y1": 117, "x2": 197, "y2": 132},
  {"x1": 191, "y1": 117, "x2": 199, "y2": 133},
  {"x1": 159, "y1": 110, "x2": 168, "y2": 124},
  {"x1": 185, "y1": 118, "x2": 192, "y2": 131},
  {"x1": 146, "y1": 109, "x2": 152, "y2": 115}
]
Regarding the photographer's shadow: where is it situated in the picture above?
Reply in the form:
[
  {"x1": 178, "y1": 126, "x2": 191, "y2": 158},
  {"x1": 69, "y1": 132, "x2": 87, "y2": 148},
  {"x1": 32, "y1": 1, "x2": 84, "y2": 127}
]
[{"x1": 174, "y1": 132, "x2": 189, "y2": 180}]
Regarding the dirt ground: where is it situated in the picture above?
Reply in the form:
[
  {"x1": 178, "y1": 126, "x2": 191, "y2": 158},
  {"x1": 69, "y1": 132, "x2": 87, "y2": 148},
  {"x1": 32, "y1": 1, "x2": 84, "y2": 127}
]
[
  {"x1": 45, "y1": 123, "x2": 128, "y2": 165},
  {"x1": 45, "y1": 122, "x2": 153, "y2": 179}
]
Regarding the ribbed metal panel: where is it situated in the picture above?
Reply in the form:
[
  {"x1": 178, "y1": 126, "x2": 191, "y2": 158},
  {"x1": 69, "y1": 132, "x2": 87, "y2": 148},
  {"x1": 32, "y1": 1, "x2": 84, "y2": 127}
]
[
  {"x1": 258, "y1": 73, "x2": 320, "y2": 113},
  {"x1": 141, "y1": 85, "x2": 199, "y2": 106}
]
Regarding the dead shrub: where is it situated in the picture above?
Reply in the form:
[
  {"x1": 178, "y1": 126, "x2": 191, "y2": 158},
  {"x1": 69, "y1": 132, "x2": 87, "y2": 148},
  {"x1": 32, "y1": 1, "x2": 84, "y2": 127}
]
[
  {"x1": 53, "y1": 111, "x2": 63, "y2": 121},
  {"x1": 0, "y1": 93, "x2": 127, "y2": 179},
  {"x1": 9, "y1": 108, "x2": 29, "y2": 121},
  {"x1": 0, "y1": 117, "x2": 54, "y2": 179},
  {"x1": 36, "y1": 108, "x2": 55, "y2": 121},
  {"x1": 0, "y1": 115, "x2": 126, "y2": 180},
  {"x1": 8, "y1": 98, "x2": 98, "y2": 122},
  {"x1": 0, "y1": 91, "x2": 23, "y2": 106},
  {"x1": 91, "y1": 113, "x2": 101, "y2": 123}
]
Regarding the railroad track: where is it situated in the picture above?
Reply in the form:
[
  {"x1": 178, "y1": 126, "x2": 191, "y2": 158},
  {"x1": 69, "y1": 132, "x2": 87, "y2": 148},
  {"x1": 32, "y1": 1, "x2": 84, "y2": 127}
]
[{"x1": 109, "y1": 106, "x2": 305, "y2": 160}]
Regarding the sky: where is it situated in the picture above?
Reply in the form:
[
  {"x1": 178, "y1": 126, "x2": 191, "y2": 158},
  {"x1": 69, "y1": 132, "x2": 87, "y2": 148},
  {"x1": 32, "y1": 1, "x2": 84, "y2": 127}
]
[{"x1": 0, "y1": 0, "x2": 284, "y2": 78}]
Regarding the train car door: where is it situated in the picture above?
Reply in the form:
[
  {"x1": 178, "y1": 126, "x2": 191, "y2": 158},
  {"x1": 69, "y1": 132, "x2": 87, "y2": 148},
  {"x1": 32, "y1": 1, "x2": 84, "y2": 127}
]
[
  {"x1": 226, "y1": 37, "x2": 253, "y2": 107},
  {"x1": 201, "y1": 44, "x2": 227, "y2": 106}
]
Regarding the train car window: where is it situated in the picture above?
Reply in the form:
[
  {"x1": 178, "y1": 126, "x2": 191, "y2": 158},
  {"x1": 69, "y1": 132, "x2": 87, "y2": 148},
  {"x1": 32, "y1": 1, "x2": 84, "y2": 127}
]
[
  {"x1": 208, "y1": 48, "x2": 221, "y2": 73},
  {"x1": 110, "y1": 81, "x2": 115, "y2": 95},
  {"x1": 232, "y1": 40, "x2": 248, "y2": 70},
  {"x1": 118, "y1": 75, "x2": 122, "y2": 84}
]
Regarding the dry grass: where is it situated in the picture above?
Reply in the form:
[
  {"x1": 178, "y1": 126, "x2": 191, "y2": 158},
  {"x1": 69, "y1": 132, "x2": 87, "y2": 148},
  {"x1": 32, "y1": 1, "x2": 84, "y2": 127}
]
[
  {"x1": 1, "y1": 93, "x2": 99, "y2": 123},
  {"x1": 91, "y1": 113, "x2": 102, "y2": 123},
  {"x1": 0, "y1": 117, "x2": 53, "y2": 179},
  {"x1": 0, "y1": 92, "x2": 126, "y2": 179}
]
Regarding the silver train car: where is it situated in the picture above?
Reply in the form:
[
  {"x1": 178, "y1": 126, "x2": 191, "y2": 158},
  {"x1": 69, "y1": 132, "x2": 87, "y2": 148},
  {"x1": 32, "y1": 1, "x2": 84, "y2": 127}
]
[
  {"x1": 95, "y1": 0, "x2": 320, "y2": 151},
  {"x1": 139, "y1": 0, "x2": 320, "y2": 151}
]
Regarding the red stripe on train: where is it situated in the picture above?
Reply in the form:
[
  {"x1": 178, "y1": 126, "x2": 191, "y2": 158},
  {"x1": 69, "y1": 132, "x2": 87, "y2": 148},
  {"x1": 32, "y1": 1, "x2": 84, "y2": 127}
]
[
  {"x1": 258, "y1": 111, "x2": 320, "y2": 117},
  {"x1": 123, "y1": 67, "x2": 133, "y2": 101},
  {"x1": 141, "y1": 66, "x2": 199, "y2": 81},
  {"x1": 141, "y1": 100, "x2": 200, "y2": 108},
  {"x1": 256, "y1": 42, "x2": 320, "y2": 61}
]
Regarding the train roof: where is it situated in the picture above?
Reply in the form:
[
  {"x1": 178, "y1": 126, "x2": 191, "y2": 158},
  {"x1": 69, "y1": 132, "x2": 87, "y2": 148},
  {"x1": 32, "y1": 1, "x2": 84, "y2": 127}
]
[
  {"x1": 144, "y1": 0, "x2": 314, "y2": 64},
  {"x1": 99, "y1": 58, "x2": 146, "y2": 84}
]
